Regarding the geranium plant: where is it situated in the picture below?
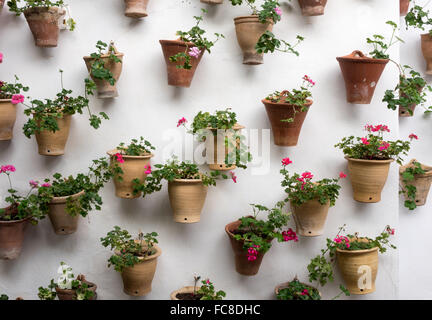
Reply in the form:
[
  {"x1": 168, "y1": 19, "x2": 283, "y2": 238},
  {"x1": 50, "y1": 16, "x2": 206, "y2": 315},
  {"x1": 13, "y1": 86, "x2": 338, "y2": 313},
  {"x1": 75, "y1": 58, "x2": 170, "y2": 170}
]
[
  {"x1": 183, "y1": 275, "x2": 226, "y2": 300},
  {"x1": 367, "y1": 21, "x2": 403, "y2": 59},
  {"x1": 276, "y1": 277, "x2": 321, "y2": 301},
  {"x1": 405, "y1": 2, "x2": 432, "y2": 34},
  {"x1": 170, "y1": 9, "x2": 224, "y2": 70},
  {"x1": 400, "y1": 159, "x2": 425, "y2": 210},
  {"x1": 0, "y1": 76, "x2": 29, "y2": 101}
]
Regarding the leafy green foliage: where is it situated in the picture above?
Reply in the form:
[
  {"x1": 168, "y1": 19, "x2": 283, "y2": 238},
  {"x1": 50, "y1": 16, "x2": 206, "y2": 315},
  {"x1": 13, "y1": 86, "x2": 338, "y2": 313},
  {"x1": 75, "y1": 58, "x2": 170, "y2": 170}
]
[
  {"x1": 38, "y1": 279, "x2": 57, "y2": 300},
  {"x1": 367, "y1": 21, "x2": 403, "y2": 59},
  {"x1": 229, "y1": 0, "x2": 282, "y2": 24},
  {"x1": 277, "y1": 279, "x2": 321, "y2": 300},
  {"x1": 0, "y1": 294, "x2": 9, "y2": 300},
  {"x1": 117, "y1": 137, "x2": 155, "y2": 156},
  {"x1": 400, "y1": 160, "x2": 427, "y2": 210},
  {"x1": 197, "y1": 278, "x2": 226, "y2": 300},
  {"x1": 0, "y1": 76, "x2": 29, "y2": 99},
  {"x1": 405, "y1": 3, "x2": 432, "y2": 35},
  {"x1": 7, "y1": 0, "x2": 65, "y2": 15},
  {"x1": 256, "y1": 31, "x2": 304, "y2": 56}
]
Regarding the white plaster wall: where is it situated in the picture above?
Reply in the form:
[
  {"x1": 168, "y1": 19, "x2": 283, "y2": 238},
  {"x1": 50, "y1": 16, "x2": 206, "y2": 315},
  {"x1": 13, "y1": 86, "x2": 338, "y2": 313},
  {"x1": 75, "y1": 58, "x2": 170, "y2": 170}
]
[{"x1": 0, "y1": 0, "x2": 400, "y2": 300}]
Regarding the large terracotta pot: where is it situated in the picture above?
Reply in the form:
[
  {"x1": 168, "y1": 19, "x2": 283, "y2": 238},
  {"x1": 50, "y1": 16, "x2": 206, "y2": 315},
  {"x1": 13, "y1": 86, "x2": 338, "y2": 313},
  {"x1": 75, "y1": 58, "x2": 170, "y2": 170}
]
[
  {"x1": 336, "y1": 239, "x2": 379, "y2": 295},
  {"x1": 234, "y1": 15, "x2": 274, "y2": 65},
  {"x1": 24, "y1": 7, "x2": 64, "y2": 47},
  {"x1": 34, "y1": 114, "x2": 71, "y2": 156},
  {"x1": 47, "y1": 190, "x2": 84, "y2": 235},
  {"x1": 83, "y1": 48, "x2": 124, "y2": 98},
  {"x1": 298, "y1": 0, "x2": 328, "y2": 16},
  {"x1": 400, "y1": 159, "x2": 432, "y2": 206},
  {"x1": 159, "y1": 40, "x2": 204, "y2": 88},
  {"x1": 262, "y1": 98, "x2": 312, "y2": 146},
  {"x1": 225, "y1": 219, "x2": 271, "y2": 276},
  {"x1": 0, "y1": 211, "x2": 30, "y2": 260},
  {"x1": 400, "y1": 0, "x2": 410, "y2": 16},
  {"x1": 421, "y1": 34, "x2": 432, "y2": 75},
  {"x1": 0, "y1": 99, "x2": 17, "y2": 141},
  {"x1": 346, "y1": 157, "x2": 394, "y2": 203},
  {"x1": 124, "y1": 0, "x2": 149, "y2": 18},
  {"x1": 336, "y1": 50, "x2": 389, "y2": 104},
  {"x1": 205, "y1": 124, "x2": 245, "y2": 171},
  {"x1": 274, "y1": 281, "x2": 321, "y2": 298},
  {"x1": 121, "y1": 244, "x2": 161, "y2": 296},
  {"x1": 291, "y1": 199, "x2": 330, "y2": 237},
  {"x1": 399, "y1": 85, "x2": 423, "y2": 117},
  {"x1": 55, "y1": 275, "x2": 97, "y2": 300},
  {"x1": 107, "y1": 149, "x2": 153, "y2": 199},
  {"x1": 168, "y1": 179, "x2": 208, "y2": 223},
  {"x1": 170, "y1": 286, "x2": 202, "y2": 300}
]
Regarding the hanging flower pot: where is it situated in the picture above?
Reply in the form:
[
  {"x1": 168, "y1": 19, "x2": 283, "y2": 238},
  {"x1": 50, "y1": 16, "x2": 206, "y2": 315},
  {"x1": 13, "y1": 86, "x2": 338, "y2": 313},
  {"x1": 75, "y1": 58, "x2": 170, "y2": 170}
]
[
  {"x1": 234, "y1": 15, "x2": 274, "y2": 65},
  {"x1": 275, "y1": 278, "x2": 321, "y2": 300},
  {"x1": 0, "y1": 206, "x2": 30, "y2": 260},
  {"x1": 47, "y1": 190, "x2": 84, "y2": 235},
  {"x1": 34, "y1": 114, "x2": 72, "y2": 156},
  {"x1": 168, "y1": 179, "x2": 208, "y2": 223},
  {"x1": 400, "y1": 0, "x2": 410, "y2": 16},
  {"x1": 291, "y1": 200, "x2": 330, "y2": 237},
  {"x1": 0, "y1": 99, "x2": 17, "y2": 141},
  {"x1": 400, "y1": 159, "x2": 432, "y2": 207},
  {"x1": 124, "y1": 0, "x2": 149, "y2": 18},
  {"x1": 55, "y1": 275, "x2": 98, "y2": 300},
  {"x1": 0, "y1": 0, "x2": 4, "y2": 12},
  {"x1": 201, "y1": 0, "x2": 223, "y2": 3},
  {"x1": 399, "y1": 85, "x2": 424, "y2": 117},
  {"x1": 336, "y1": 50, "x2": 389, "y2": 104},
  {"x1": 23, "y1": 7, "x2": 65, "y2": 47},
  {"x1": 298, "y1": 0, "x2": 328, "y2": 16},
  {"x1": 421, "y1": 34, "x2": 432, "y2": 75},
  {"x1": 170, "y1": 286, "x2": 201, "y2": 300}
]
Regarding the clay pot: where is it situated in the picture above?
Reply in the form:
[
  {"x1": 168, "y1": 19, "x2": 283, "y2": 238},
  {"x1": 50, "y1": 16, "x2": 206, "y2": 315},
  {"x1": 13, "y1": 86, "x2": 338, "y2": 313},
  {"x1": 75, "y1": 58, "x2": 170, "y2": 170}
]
[
  {"x1": 291, "y1": 199, "x2": 330, "y2": 237},
  {"x1": 225, "y1": 219, "x2": 271, "y2": 276},
  {"x1": 107, "y1": 149, "x2": 153, "y2": 199},
  {"x1": 400, "y1": 0, "x2": 410, "y2": 16},
  {"x1": 298, "y1": 0, "x2": 328, "y2": 16},
  {"x1": 159, "y1": 40, "x2": 204, "y2": 87},
  {"x1": 0, "y1": 99, "x2": 17, "y2": 141},
  {"x1": 205, "y1": 124, "x2": 245, "y2": 171},
  {"x1": 399, "y1": 85, "x2": 424, "y2": 117},
  {"x1": 168, "y1": 179, "x2": 208, "y2": 223},
  {"x1": 421, "y1": 34, "x2": 432, "y2": 75},
  {"x1": 234, "y1": 15, "x2": 274, "y2": 65},
  {"x1": 170, "y1": 286, "x2": 202, "y2": 300},
  {"x1": 121, "y1": 244, "x2": 161, "y2": 296},
  {"x1": 124, "y1": 0, "x2": 149, "y2": 18},
  {"x1": 55, "y1": 275, "x2": 97, "y2": 300},
  {"x1": 336, "y1": 50, "x2": 389, "y2": 104},
  {"x1": 201, "y1": 0, "x2": 223, "y2": 3},
  {"x1": 24, "y1": 7, "x2": 64, "y2": 47},
  {"x1": 83, "y1": 47, "x2": 124, "y2": 98},
  {"x1": 47, "y1": 190, "x2": 84, "y2": 235},
  {"x1": 346, "y1": 157, "x2": 394, "y2": 203},
  {"x1": 0, "y1": 212, "x2": 30, "y2": 260},
  {"x1": 274, "y1": 281, "x2": 321, "y2": 298},
  {"x1": 34, "y1": 114, "x2": 71, "y2": 156},
  {"x1": 336, "y1": 239, "x2": 379, "y2": 295},
  {"x1": 0, "y1": 0, "x2": 4, "y2": 12},
  {"x1": 262, "y1": 97, "x2": 312, "y2": 146},
  {"x1": 400, "y1": 159, "x2": 432, "y2": 206}
]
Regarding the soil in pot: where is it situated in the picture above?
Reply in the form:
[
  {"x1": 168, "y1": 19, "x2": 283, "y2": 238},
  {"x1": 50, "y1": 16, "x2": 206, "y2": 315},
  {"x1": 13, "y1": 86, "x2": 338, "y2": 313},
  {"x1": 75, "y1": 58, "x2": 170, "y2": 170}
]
[
  {"x1": 336, "y1": 50, "x2": 389, "y2": 104},
  {"x1": 400, "y1": 159, "x2": 432, "y2": 206},
  {"x1": 107, "y1": 149, "x2": 153, "y2": 199},
  {"x1": 400, "y1": 0, "x2": 410, "y2": 16},
  {"x1": 234, "y1": 15, "x2": 274, "y2": 65},
  {"x1": 421, "y1": 34, "x2": 432, "y2": 75},
  {"x1": 298, "y1": 0, "x2": 328, "y2": 16},
  {"x1": 291, "y1": 199, "x2": 330, "y2": 237},
  {"x1": 170, "y1": 286, "x2": 203, "y2": 300},
  {"x1": 0, "y1": 205, "x2": 30, "y2": 260},
  {"x1": 35, "y1": 114, "x2": 71, "y2": 156},
  {"x1": 124, "y1": 0, "x2": 149, "y2": 18},
  {"x1": 346, "y1": 157, "x2": 394, "y2": 203},
  {"x1": 24, "y1": 7, "x2": 64, "y2": 47},
  {"x1": 55, "y1": 275, "x2": 98, "y2": 300},
  {"x1": 168, "y1": 179, "x2": 208, "y2": 223},
  {"x1": 47, "y1": 190, "x2": 84, "y2": 235},
  {"x1": 0, "y1": 99, "x2": 17, "y2": 141},
  {"x1": 262, "y1": 98, "x2": 312, "y2": 146}
]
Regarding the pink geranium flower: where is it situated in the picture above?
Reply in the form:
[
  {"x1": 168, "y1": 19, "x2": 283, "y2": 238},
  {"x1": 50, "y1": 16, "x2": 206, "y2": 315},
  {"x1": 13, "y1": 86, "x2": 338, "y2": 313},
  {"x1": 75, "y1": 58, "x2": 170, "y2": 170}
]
[
  {"x1": 301, "y1": 171, "x2": 313, "y2": 180},
  {"x1": 379, "y1": 142, "x2": 390, "y2": 151},
  {"x1": 188, "y1": 47, "x2": 201, "y2": 58},
  {"x1": 274, "y1": 7, "x2": 282, "y2": 16},
  {"x1": 144, "y1": 164, "x2": 151, "y2": 174},
  {"x1": 281, "y1": 157, "x2": 292, "y2": 166},
  {"x1": 29, "y1": 180, "x2": 39, "y2": 188},
  {"x1": 0, "y1": 53, "x2": 3, "y2": 63},
  {"x1": 409, "y1": 133, "x2": 418, "y2": 140},
  {"x1": 115, "y1": 153, "x2": 124, "y2": 163},
  {"x1": 230, "y1": 171, "x2": 237, "y2": 183},
  {"x1": 177, "y1": 117, "x2": 187, "y2": 127},
  {"x1": 41, "y1": 183, "x2": 51, "y2": 187},
  {"x1": 11, "y1": 94, "x2": 24, "y2": 105},
  {"x1": 361, "y1": 137, "x2": 369, "y2": 145},
  {"x1": 339, "y1": 172, "x2": 347, "y2": 179},
  {"x1": 282, "y1": 228, "x2": 298, "y2": 242},
  {"x1": 0, "y1": 165, "x2": 16, "y2": 173},
  {"x1": 387, "y1": 226, "x2": 395, "y2": 235},
  {"x1": 301, "y1": 289, "x2": 309, "y2": 296}
]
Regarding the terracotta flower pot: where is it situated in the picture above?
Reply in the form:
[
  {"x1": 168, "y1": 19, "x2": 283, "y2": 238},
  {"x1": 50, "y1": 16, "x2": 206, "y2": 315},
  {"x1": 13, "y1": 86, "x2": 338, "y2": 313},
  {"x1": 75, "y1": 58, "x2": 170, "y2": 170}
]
[
  {"x1": 0, "y1": 0, "x2": 4, "y2": 12},
  {"x1": 55, "y1": 275, "x2": 98, "y2": 300},
  {"x1": 234, "y1": 15, "x2": 274, "y2": 65},
  {"x1": 262, "y1": 98, "x2": 312, "y2": 146},
  {"x1": 170, "y1": 286, "x2": 202, "y2": 300},
  {"x1": 124, "y1": 0, "x2": 149, "y2": 18},
  {"x1": 400, "y1": 159, "x2": 432, "y2": 206},
  {"x1": 120, "y1": 244, "x2": 161, "y2": 296},
  {"x1": 336, "y1": 50, "x2": 389, "y2": 104},
  {"x1": 24, "y1": 7, "x2": 64, "y2": 47},
  {"x1": 0, "y1": 210, "x2": 30, "y2": 260},
  {"x1": 298, "y1": 0, "x2": 328, "y2": 16},
  {"x1": 47, "y1": 190, "x2": 84, "y2": 235},
  {"x1": 399, "y1": 85, "x2": 424, "y2": 117},
  {"x1": 336, "y1": 239, "x2": 379, "y2": 295},
  {"x1": 205, "y1": 124, "x2": 245, "y2": 171},
  {"x1": 0, "y1": 99, "x2": 17, "y2": 141},
  {"x1": 159, "y1": 40, "x2": 204, "y2": 88},
  {"x1": 274, "y1": 281, "x2": 321, "y2": 298},
  {"x1": 400, "y1": 0, "x2": 410, "y2": 16},
  {"x1": 83, "y1": 48, "x2": 124, "y2": 99},
  {"x1": 225, "y1": 219, "x2": 271, "y2": 276},
  {"x1": 168, "y1": 179, "x2": 208, "y2": 223},
  {"x1": 421, "y1": 34, "x2": 432, "y2": 75},
  {"x1": 107, "y1": 149, "x2": 153, "y2": 199},
  {"x1": 346, "y1": 157, "x2": 394, "y2": 203},
  {"x1": 34, "y1": 114, "x2": 71, "y2": 156},
  {"x1": 291, "y1": 199, "x2": 330, "y2": 237}
]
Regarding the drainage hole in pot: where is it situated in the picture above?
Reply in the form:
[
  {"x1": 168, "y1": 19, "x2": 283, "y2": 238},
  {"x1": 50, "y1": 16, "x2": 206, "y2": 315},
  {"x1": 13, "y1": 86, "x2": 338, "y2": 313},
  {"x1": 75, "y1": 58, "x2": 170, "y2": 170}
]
[
  {"x1": 416, "y1": 200, "x2": 420, "y2": 203},
  {"x1": 360, "y1": 289, "x2": 363, "y2": 292},
  {"x1": 135, "y1": 291, "x2": 138, "y2": 294},
  {"x1": 220, "y1": 165, "x2": 223, "y2": 168},
  {"x1": 308, "y1": 231, "x2": 312, "y2": 234},
  {"x1": 369, "y1": 197, "x2": 373, "y2": 200},
  {"x1": 47, "y1": 150, "x2": 50, "y2": 153},
  {"x1": 61, "y1": 228, "x2": 65, "y2": 232},
  {"x1": 184, "y1": 218, "x2": 187, "y2": 221},
  {"x1": 126, "y1": 193, "x2": 130, "y2": 197},
  {"x1": 401, "y1": 111, "x2": 405, "y2": 114}
]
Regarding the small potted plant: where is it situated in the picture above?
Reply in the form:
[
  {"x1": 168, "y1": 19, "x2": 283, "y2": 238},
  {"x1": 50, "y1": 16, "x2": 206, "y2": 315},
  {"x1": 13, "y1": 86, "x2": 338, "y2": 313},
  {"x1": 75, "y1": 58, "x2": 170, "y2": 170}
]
[
  {"x1": 0, "y1": 76, "x2": 29, "y2": 140},
  {"x1": 22, "y1": 70, "x2": 108, "y2": 156},
  {"x1": 308, "y1": 225, "x2": 395, "y2": 295},
  {"x1": 107, "y1": 137, "x2": 155, "y2": 199},
  {"x1": 335, "y1": 124, "x2": 414, "y2": 203},
  {"x1": 298, "y1": 0, "x2": 328, "y2": 16},
  {"x1": 400, "y1": 158, "x2": 432, "y2": 210},
  {"x1": 124, "y1": 0, "x2": 150, "y2": 18},
  {"x1": 0, "y1": 165, "x2": 48, "y2": 260},
  {"x1": 38, "y1": 262, "x2": 97, "y2": 300},
  {"x1": 262, "y1": 75, "x2": 314, "y2": 146},
  {"x1": 171, "y1": 275, "x2": 226, "y2": 300},
  {"x1": 280, "y1": 157, "x2": 345, "y2": 237},
  {"x1": 101, "y1": 227, "x2": 161, "y2": 296},
  {"x1": 275, "y1": 277, "x2": 321, "y2": 300},
  {"x1": 230, "y1": 0, "x2": 304, "y2": 65},
  {"x1": 225, "y1": 202, "x2": 297, "y2": 276},
  {"x1": 83, "y1": 41, "x2": 123, "y2": 98},
  {"x1": 337, "y1": 21, "x2": 401, "y2": 104},
  {"x1": 7, "y1": 0, "x2": 75, "y2": 47},
  {"x1": 0, "y1": 294, "x2": 24, "y2": 300},
  {"x1": 159, "y1": 9, "x2": 224, "y2": 88}
]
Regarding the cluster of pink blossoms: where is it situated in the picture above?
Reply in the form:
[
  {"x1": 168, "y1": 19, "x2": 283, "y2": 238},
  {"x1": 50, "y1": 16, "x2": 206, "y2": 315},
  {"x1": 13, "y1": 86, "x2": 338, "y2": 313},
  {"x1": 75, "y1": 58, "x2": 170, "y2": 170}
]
[
  {"x1": 0, "y1": 53, "x2": 3, "y2": 63},
  {"x1": 144, "y1": 164, "x2": 151, "y2": 174},
  {"x1": 387, "y1": 226, "x2": 395, "y2": 235},
  {"x1": 188, "y1": 47, "x2": 201, "y2": 59},
  {"x1": 114, "y1": 153, "x2": 124, "y2": 163},
  {"x1": 177, "y1": 117, "x2": 187, "y2": 127},
  {"x1": 339, "y1": 172, "x2": 347, "y2": 179},
  {"x1": 0, "y1": 165, "x2": 16, "y2": 173},
  {"x1": 274, "y1": 7, "x2": 282, "y2": 16},
  {"x1": 361, "y1": 137, "x2": 370, "y2": 145},
  {"x1": 282, "y1": 228, "x2": 298, "y2": 242},
  {"x1": 247, "y1": 245, "x2": 260, "y2": 261},
  {"x1": 29, "y1": 180, "x2": 50, "y2": 188},
  {"x1": 334, "y1": 235, "x2": 350, "y2": 248},
  {"x1": 303, "y1": 75, "x2": 316, "y2": 86},
  {"x1": 365, "y1": 124, "x2": 390, "y2": 133},
  {"x1": 301, "y1": 289, "x2": 309, "y2": 296},
  {"x1": 379, "y1": 141, "x2": 390, "y2": 151},
  {"x1": 297, "y1": 171, "x2": 313, "y2": 190},
  {"x1": 409, "y1": 133, "x2": 418, "y2": 140},
  {"x1": 230, "y1": 171, "x2": 237, "y2": 183},
  {"x1": 11, "y1": 94, "x2": 24, "y2": 105},
  {"x1": 281, "y1": 157, "x2": 292, "y2": 166}
]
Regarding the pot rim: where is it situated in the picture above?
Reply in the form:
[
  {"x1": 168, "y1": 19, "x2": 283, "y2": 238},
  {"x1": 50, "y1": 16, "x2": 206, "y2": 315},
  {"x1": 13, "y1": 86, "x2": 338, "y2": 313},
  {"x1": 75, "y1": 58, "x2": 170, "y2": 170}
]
[
  {"x1": 336, "y1": 237, "x2": 379, "y2": 254},
  {"x1": 207, "y1": 123, "x2": 245, "y2": 131},
  {"x1": 121, "y1": 244, "x2": 162, "y2": 263},
  {"x1": 0, "y1": 99, "x2": 13, "y2": 103},
  {"x1": 262, "y1": 98, "x2": 313, "y2": 107},
  {"x1": 170, "y1": 178, "x2": 204, "y2": 183},
  {"x1": 24, "y1": 6, "x2": 64, "y2": 14},
  {"x1": 107, "y1": 149, "x2": 154, "y2": 159},
  {"x1": 336, "y1": 50, "x2": 389, "y2": 64},
  {"x1": 399, "y1": 158, "x2": 432, "y2": 177},
  {"x1": 233, "y1": 15, "x2": 275, "y2": 24},
  {"x1": 421, "y1": 33, "x2": 432, "y2": 38},
  {"x1": 274, "y1": 281, "x2": 321, "y2": 297},
  {"x1": 0, "y1": 214, "x2": 32, "y2": 225},
  {"x1": 345, "y1": 156, "x2": 395, "y2": 164},
  {"x1": 50, "y1": 190, "x2": 85, "y2": 204},
  {"x1": 83, "y1": 52, "x2": 124, "y2": 60},
  {"x1": 225, "y1": 218, "x2": 273, "y2": 242},
  {"x1": 55, "y1": 276, "x2": 97, "y2": 295},
  {"x1": 170, "y1": 286, "x2": 202, "y2": 300},
  {"x1": 159, "y1": 39, "x2": 196, "y2": 47}
]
